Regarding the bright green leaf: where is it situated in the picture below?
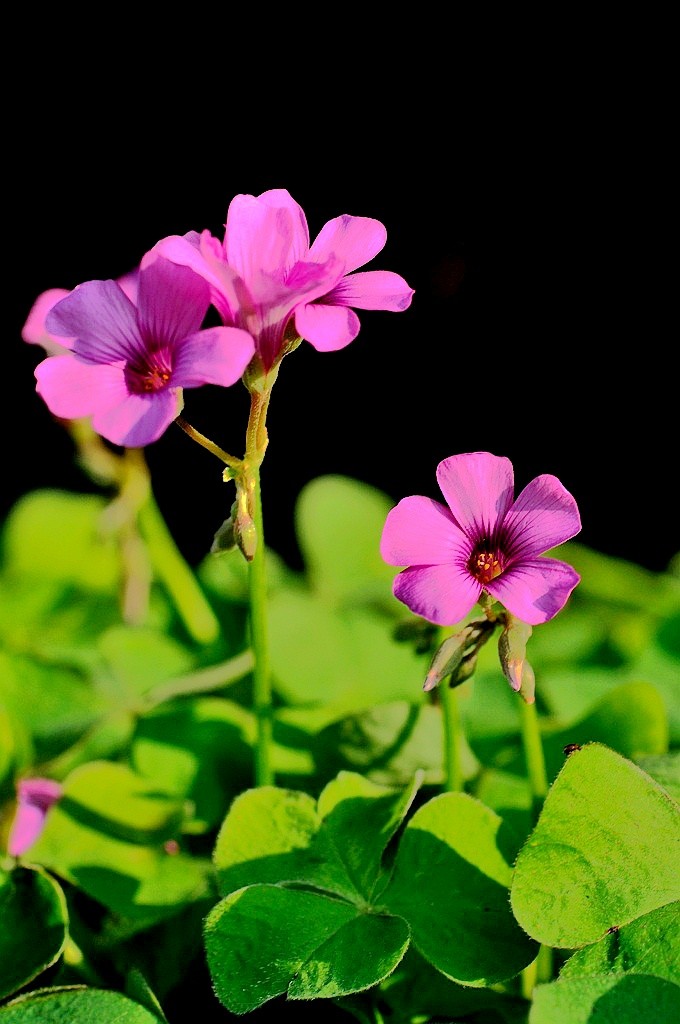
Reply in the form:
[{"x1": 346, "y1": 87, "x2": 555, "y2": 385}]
[
  {"x1": 511, "y1": 743, "x2": 680, "y2": 947},
  {"x1": 636, "y1": 752, "x2": 680, "y2": 801},
  {"x1": 97, "y1": 625, "x2": 195, "y2": 699},
  {"x1": 383, "y1": 792, "x2": 538, "y2": 985},
  {"x1": 529, "y1": 973, "x2": 680, "y2": 1024},
  {"x1": 0, "y1": 986, "x2": 166, "y2": 1022}
]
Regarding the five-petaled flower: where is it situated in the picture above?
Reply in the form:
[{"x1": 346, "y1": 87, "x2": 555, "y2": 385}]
[
  {"x1": 7, "y1": 777, "x2": 63, "y2": 858},
  {"x1": 34, "y1": 254, "x2": 255, "y2": 448},
  {"x1": 380, "y1": 451, "x2": 582, "y2": 627},
  {"x1": 152, "y1": 188, "x2": 414, "y2": 371}
]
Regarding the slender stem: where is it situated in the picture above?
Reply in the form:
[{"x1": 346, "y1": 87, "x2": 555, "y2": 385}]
[
  {"x1": 519, "y1": 698, "x2": 549, "y2": 823},
  {"x1": 175, "y1": 416, "x2": 241, "y2": 468},
  {"x1": 441, "y1": 679, "x2": 465, "y2": 792},
  {"x1": 247, "y1": 460, "x2": 273, "y2": 786}
]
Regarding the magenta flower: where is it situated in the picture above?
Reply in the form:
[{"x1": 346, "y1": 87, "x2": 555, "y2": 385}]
[
  {"x1": 153, "y1": 188, "x2": 414, "y2": 370},
  {"x1": 34, "y1": 254, "x2": 255, "y2": 447},
  {"x1": 23, "y1": 272, "x2": 138, "y2": 357},
  {"x1": 7, "y1": 778, "x2": 63, "y2": 857},
  {"x1": 380, "y1": 452, "x2": 582, "y2": 627}
]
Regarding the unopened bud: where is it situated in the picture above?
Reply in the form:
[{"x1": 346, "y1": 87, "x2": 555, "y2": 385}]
[
  {"x1": 423, "y1": 617, "x2": 494, "y2": 691},
  {"x1": 498, "y1": 615, "x2": 535, "y2": 703},
  {"x1": 211, "y1": 501, "x2": 238, "y2": 554}
]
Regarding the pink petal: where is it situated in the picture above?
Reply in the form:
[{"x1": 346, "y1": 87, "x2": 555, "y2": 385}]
[
  {"x1": 294, "y1": 302, "x2": 360, "y2": 351},
  {"x1": 172, "y1": 327, "x2": 255, "y2": 387},
  {"x1": 136, "y1": 255, "x2": 210, "y2": 346},
  {"x1": 17, "y1": 778, "x2": 63, "y2": 806},
  {"x1": 502, "y1": 475, "x2": 582, "y2": 558},
  {"x1": 393, "y1": 564, "x2": 482, "y2": 626},
  {"x1": 22, "y1": 288, "x2": 74, "y2": 352},
  {"x1": 224, "y1": 192, "x2": 302, "y2": 281},
  {"x1": 8, "y1": 803, "x2": 48, "y2": 856},
  {"x1": 486, "y1": 558, "x2": 581, "y2": 625},
  {"x1": 93, "y1": 389, "x2": 183, "y2": 448},
  {"x1": 257, "y1": 189, "x2": 310, "y2": 265},
  {"x1": 309, "y1": 215, "x2": 387, "y2": 272},
  {"x1": 380, "y1": 495, "x2": 468, "y2": 566},
  {"x1": 35, "y1": 356, "x2": 128, "y2": 420},
  {"x1": 324, "y1": 270, "x2": 415, "y2": 311},
  {"x1": 436, "y1": 453, "x2": 515, "y2": 540},
  {"x1": 117, "y1": 269, "x2": 139, "y2": 302},
  {"x1": 45, "y1": 280, "x2": 141, "y2": 364}
]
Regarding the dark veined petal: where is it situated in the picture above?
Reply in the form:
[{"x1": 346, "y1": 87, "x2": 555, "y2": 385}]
[
  {"x1": 35, "y1": 355, "x2": 128, "y2": 419},
  {"x1": 381, "y1": 495, "x2": 468, "y2": 566},
  {"x1": 501, "y1": 474, "x2": 582, "y2": 558},
  {"x1": 294, "y1": 302, "x2": 360, "y2": 351},
  {"x1": 436, "y1": 452, "x2": 515, "y2": 540},
  {"x1": 172, "y1": 327, "x2": 255, "y2": 388},
  {"x1": 93, "y1": 388, "x2": 183, "y2": 448},
  {"x1": 393, "y1": 563, "x2": 482, "y2": 627},
  {"x1": 45, "y1": 279, "x2": 141, "y2": 364},
  {"x1": 136, "y1": 255, "x2": 210, "y2": 347},
  {"x1": 486, "y1": 557, "x2": 581, "y2": 625},
  {"x1": 308, "y1": 215, "x2": 387, "y2": 272},
  {"x1": 324, "y1": 270, "x2": 415, "y2": 311}
]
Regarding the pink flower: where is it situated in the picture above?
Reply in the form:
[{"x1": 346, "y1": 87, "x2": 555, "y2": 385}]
[
  {"x1": 34, "y1": 254, "x2": 255, "y2": 448},
  {"x1": 23, "y1": 272, "x2": 139, "y2": 357},
  {"x1": 153, "y1": 188, "x2": 414, "y2": 371},
  {"x1": 380, "y1": 452, "x2": 582, "y2": 627},
  {"x1": 7, "y1": 778, "x2": 63, "y2": 857}
]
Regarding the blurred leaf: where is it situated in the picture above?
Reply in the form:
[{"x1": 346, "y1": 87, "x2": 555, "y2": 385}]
[
  {"x1": 0, "y1": 652, "x2": 110, "y2": 764},
  {"x1": 382, "y1": 792, "x2": 539, "y2": 985},
  {"x1": 0, "y1": 986, "x2": 167, "y2": 1022},
  {"x1": 0, "y1": 865, "x2": 68, "y2": 999},
  {"x1": 131, "y1": 698, "x2": 253, "y2": 833},
  {"x1": 268, "y1": 590, "x2": 428, "y2": 710},
  {"x1": 529, "y1": 973, "x2": 680, "y2": 1023},
  {"x1": 556, "y1": 542, "x2": 680, "y2": 614},
  {"x1": 124, "y1": 970, "x2": 168, "y2": 1022},
  {"x1": 97, "y1": 625, "x2": 195, "y2": 701},
  {"x1": 474, "y1": 768, "x2": 533, "y2": 851},
  {"x1": 312, "y1": 700, "x2": 478, "y2": 788},
  {"x1": 560, "y1": 901, "x2": 680, "y2": 984},
  {"x1": 541, "y1": 681, "x2": 669, "y2": 781},
  {"x1": 295, "y1": 475, "x2": 397, "y2": 607},
  {"x1": 29, "y1": 762, "x2": 211, "y2": 922},
  {"x1": 635, "y1": 752, "x2": 680, "y2": 801},
  {"x1": 0, "y1": 706, "x2": 15, "y2": 788},
  {"x1": 1, "y1": 490, "x2": 120, "y2": 593},
  {"x1": 511, "y1": 744, "x2": 680, "y2": 947}
]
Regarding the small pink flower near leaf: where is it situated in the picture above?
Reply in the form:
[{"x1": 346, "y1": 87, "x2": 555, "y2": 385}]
[
  {"x1": 7, "y1": 778, "x2": 63, "y2": 858},
  {"x1": 153, "y1": 188, "x2": 414, "y2": 370},
  {"x1": 34, "y1": 255, "x2": 255, "y2": 447},
  {"x1": 380, "y1": 451, "x2": 582, "y2": 627}
]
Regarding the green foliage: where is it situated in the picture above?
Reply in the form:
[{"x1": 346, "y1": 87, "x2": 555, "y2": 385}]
[{"x1": 1, "y1": 475, "x2": 679, "y2": 1021}]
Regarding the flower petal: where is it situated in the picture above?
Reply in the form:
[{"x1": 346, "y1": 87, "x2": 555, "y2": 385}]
[
  {"x1": 224, "y1": 192, "x2": 302, "y2": 281},
  {"x1": 257, "y1": 189, "x2": 310, "y2": 265},
  {"x1": 35, "y1": 356, "x2": 127, "y2": 419},
  {"x1": 436, "y1": 452, "x2": 515, "y2": 540},
  {"x1": 309, "y1": 215, "x2": 387, "y2": 272},
  {"x1": 502, "y1": 474, "x2": 582, "y2": 558},
  {"x1": 172, "y1": 327, "x2": 255, "y2": 387},
  {"x1": 8, "y1": 802, "x2": 48, "y2": 856},
  {"x1": 393, "y1": 564, "x2": 482, "y2": 626},
  {"x1": 137, "y1": 255, "x2": 210, "y2": 347},
  {"x1": 92, "y1": 389, "x2": 182, "y2": 448},
  {"x1": 45, "y1": 280, "x2": 142, "y2": 364},
  {"x1": 294, "y1": 302, "x2": 360, "y2": 351},
  {"x1": 486, "y1": 557, "x2": 581, "y2": 625},
  {"x1": 380, "y1": 495, "x2": 468, "y2": 566},
  {"x1": 22, "y1": 288, "x2": 73, "y2": 352},
  {"x1": 325, "y1": 270, "x2": 415, "y2": 311}
]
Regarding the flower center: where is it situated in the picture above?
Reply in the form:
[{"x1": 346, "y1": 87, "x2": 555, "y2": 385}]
[
  {"x1": 125, "y1": 352, "x2": 173, "y2": 395},
  {"x1": 469, "y1": 546, "x2": 504, "y2": 584}
]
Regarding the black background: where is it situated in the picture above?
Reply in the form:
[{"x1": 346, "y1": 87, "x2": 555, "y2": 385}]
[{"x1": 7, "y1": 54, "x2": 675, "y2": 576}]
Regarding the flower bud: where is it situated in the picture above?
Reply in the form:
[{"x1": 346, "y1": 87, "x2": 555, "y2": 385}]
[
  {"x1": 7, "y1": 778, "x2": 63, "y2": 857},
  {"x1": 423, "y1": 617, "x2": 495, "y2": 691},
  {"x1": 498, "y1": 615, "x2": 536, "y2": 703}
]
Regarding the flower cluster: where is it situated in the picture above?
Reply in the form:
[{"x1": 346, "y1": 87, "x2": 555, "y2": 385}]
[{"x1": 30, "y1": 189, "x2": 414, "y2": 448}]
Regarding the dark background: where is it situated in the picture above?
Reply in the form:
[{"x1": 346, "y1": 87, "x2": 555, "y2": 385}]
[{"x1": 7, "y1": 64, "x2": 675, "y2": 575}]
